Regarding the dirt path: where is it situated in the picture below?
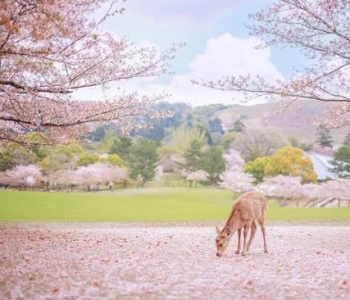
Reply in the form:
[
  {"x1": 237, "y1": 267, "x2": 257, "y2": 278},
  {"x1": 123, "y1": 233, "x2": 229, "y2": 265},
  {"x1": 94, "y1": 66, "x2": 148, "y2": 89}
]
[{"x1": 1, "y1": 223, "x2": 349, "y2": 299}]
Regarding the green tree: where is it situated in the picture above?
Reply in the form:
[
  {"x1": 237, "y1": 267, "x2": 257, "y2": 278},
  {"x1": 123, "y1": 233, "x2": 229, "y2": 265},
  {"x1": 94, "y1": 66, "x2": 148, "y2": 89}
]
[
  {"x1": 128, "y1": 139, "x2": 158, "y2": 184},
  {"x1": 0, "y1": 142, "x2": 38, "y2": 168},
  {"x1": 166, "y1": 127, "x2": 207, "y2": 157},
  {"x1": 181, "y1": 140, "x2": 204, "y2": 172},
  {"x1": 38, "y1": 143, "x2": 85, "y2": 174},
  {"x1": 288, "y1": 137, "x2": 299, "y2": 147},
  {"x1": 316, "y1": 125, "x2": 333, "y2": 148},
  {"x1": 232, "y1": 119, "x2": 245, "y2": 132},
  {"x1": 208, "y1": 118, "x2": 224, "y2": 134},
  {"x1": 264, "y1": 147, "x2": 317, "y2": 183},
  {"x1": 76, "y1": 154, "x2": 99, "y2": 167},
  {"x1": 343, "y1": 132, "x2": 350, "y2": 147},
  {"x1": 201, "y1": 146, "x2": 226, "y2": 186},
  {"x1": 106, "y1": 154, "x2": 125, "y2": 167},
  {"x1": 329, "y1": 146, "x2": 350, "y2": 178},
  {"x1": 89, "y1": 125, "x2": 108, "y2": 142},
  {"x1": 0, "y1": 151, "x2": 16, "y2": 171},
  {"x1": 221, "y1": 131, "x2": 238, "y2": 151},
  {"x1": 245, "y1": 147, "x2": 317, "y2": 183},
  {"x1": 244, "y1": 156, "x2": 271, "y2": 184},
  {"x1": 109, "y1": 137, "x2": 133, "y2": 162}
]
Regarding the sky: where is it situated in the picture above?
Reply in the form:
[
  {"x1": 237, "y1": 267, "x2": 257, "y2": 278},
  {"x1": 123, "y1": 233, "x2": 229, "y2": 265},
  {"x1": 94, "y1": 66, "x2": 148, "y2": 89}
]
[{"x1": 76, "y1": 0, "x2": 305, "y2": 107}]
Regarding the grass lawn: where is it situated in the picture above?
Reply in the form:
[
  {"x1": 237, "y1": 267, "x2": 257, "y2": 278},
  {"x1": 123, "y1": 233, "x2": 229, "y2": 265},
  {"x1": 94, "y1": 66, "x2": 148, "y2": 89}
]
[{"x1": 0, "y1": 188, "x2": 350, "y2": 223}]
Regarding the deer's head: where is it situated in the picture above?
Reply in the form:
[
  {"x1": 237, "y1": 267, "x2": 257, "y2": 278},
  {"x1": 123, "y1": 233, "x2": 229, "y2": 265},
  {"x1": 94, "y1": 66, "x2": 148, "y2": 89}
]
[{"x1": 215, "y1": 226, "x2": 231, "y2": 257}]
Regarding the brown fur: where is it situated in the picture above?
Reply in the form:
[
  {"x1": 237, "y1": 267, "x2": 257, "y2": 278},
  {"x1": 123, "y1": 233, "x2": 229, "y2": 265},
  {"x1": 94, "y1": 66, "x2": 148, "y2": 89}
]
[{"x1": 215, "y1": 191, "x2": 268, "y2": 257}]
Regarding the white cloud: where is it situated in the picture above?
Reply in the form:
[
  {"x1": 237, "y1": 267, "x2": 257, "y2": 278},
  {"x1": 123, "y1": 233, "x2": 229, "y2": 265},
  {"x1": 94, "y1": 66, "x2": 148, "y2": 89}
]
[
  {"x1": 74, "y1": 33, "x2": 284, "y2": 107},
  {"x1": 143, "y1": 33, "x2": 283, "y2": 106}
]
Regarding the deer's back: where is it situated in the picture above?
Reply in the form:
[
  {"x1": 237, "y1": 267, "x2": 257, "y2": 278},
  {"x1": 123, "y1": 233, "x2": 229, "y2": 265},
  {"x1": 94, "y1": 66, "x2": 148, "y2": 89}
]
[{"x1": 231, "y1": 191, "x2": 267, "y2": 223}]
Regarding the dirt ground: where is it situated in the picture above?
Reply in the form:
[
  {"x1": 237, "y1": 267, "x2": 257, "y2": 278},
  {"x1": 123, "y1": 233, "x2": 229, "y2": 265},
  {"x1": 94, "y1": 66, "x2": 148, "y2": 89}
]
[{"x1": 0, "y1": 222, "x2": 349, "y2": 300}]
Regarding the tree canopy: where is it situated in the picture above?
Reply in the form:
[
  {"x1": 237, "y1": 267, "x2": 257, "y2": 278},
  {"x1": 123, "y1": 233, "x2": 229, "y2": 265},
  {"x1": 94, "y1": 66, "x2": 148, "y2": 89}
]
[
  {"x1": 196, "y1": 0, "x2": 350, "y2": 128},
  {"x1": 0, "y1": 0, "x2": 178, "y2": 145}
]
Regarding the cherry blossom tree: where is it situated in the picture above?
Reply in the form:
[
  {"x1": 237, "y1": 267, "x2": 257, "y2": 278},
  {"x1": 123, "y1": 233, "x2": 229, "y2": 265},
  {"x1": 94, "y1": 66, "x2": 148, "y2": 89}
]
[
  {"x1": 186, "y1": 170, "x2": 209, "y2": 188},
  {"x1": 316, "y1": 178, "x2": 350, "y2": 207},
  {"x1": 258, "y1": 175, "x2": 317, "y2": 206},
  {"x1": 196, "y1": 0, "x2": 350, "y2": 128},
  {"x1": 47, "y1": 163, "x2": 127, "y2": 191},
  {"x1": 222, "y1": 149, "x2": 245, "y2": 168},
  {"x1": 0, "y1": 1, "x2": 178, "y2": 145},
  {"x1": 0, "y1": 164, "x2": 42, "y2": 189},
  {"x1": 220, "y1": 149, "x2": 254, "y2": 194},
  {"x1": 219, "y1": 166, "x2": 254, "y2": 195}
]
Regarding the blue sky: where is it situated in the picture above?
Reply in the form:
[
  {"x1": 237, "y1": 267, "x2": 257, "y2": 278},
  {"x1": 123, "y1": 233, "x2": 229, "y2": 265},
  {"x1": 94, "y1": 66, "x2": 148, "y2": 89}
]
[{"x1": 77, "y1": 0, "x2": 305, "y2": 107}]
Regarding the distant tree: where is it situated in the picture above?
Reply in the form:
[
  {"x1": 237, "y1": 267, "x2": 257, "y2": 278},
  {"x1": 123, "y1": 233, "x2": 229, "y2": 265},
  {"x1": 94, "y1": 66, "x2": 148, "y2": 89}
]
[
  {"x1": 185, "y1": 113, "x2": 194, "y2": 128},
  {"x1": 245, "y1": 146, "x2": 317, "y2": 184},
  {"x1": 264, "y1": 147, "x2": 317, "y2": 183},
  {"x1": 105, "y1": 154, "x2": 125, "y2": 168},
  {"x1": 219, "y1": 166, "x2": 254, "y2": 195},
  {"x1": 299, "y1": 143, "x2": 313, "y2": 152},
  {"x1": 109, "y1": 137, "x2": 133, "y2": 163},
  {"x1": 220, "y1": 149, "x2": 254, "y2": 195},
  {"x1": 317, "y1": 179, "x2": 350, "y2": 207},
  {"x1": 193, "y1": 125, "x2": 213, "y2": 145},
  {"x1": 288, "y1": 137, "x2": 299, "y2": 148},
  {"x1": 316, "y1": 125, "x2": 333, "y2": 148},
  {"x1": 343, "y1": 132, "x2": 350, "y2": 147},
  {"x1": 135, "y1": 102, "x2": 185, "y2": 141},
  {"x1": 234, "y1": 128, "x2": 286, "y2": 161},
  {"x1": 166, "y1": 127, "x2": 207, "y2": 157},
  {"x1": 221, "y1": 131, "x2": 238, "y2": 151},
  {"x1": 89, "y1": 126, "x2": 108, "y2": 142},
  {"x1": 186, "y1": 170, "x2": 209, "y2": 188},
  {"x1": 49, "y1": 163, "x2": 128, "y2": 191},
  {"x1": 201, "y1": 127, "x2": 214, "y2": 146},
  {"x1": 128, "y1": 139, "x2": 158, "y2": 184},
  {"x1": 258, "y1": 175, "x2": 315, "y2": 206},
  {"x1": 0, "y1": 165, "x2": 41, "y2": 189},
  {"x1": 208, "y1": 118, "x2": 224, "y2": 134},
  {"x1": 0, "y1": 151, "x2": 16, "y2": 171},
  {"x1": 181, "y1": 140, "x2": 204, "y2": 172},
  {"x1": 76, "y1": 154, "x2": 99, "y2": 167},
  {"x1": 245, "y1": 156, "x2": 271, "y2": 184},
  {"x1": 0, "y1": 143, "x2": 38, "y2": 167},
  {"x1": 201, "y1": 146, "x2": 226, "y2": 186},
  {"x1": 329, "y1": 146, "x2": 350, "y2": 179},
  {"x1": 38, "y1": 143, "x2": 85, "y2": 174},
  {"x1": 223, "y1": 149, "x2": 245, "y2": 168},
  {"x1": 232, "y1": 119, "x2": 245, "y2": 132}
]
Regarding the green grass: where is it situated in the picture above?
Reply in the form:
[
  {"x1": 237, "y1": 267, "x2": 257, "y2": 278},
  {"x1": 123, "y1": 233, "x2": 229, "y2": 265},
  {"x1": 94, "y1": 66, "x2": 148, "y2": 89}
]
[{"x1": 0, "y1": 188, "x2": 349, "y2": 223}]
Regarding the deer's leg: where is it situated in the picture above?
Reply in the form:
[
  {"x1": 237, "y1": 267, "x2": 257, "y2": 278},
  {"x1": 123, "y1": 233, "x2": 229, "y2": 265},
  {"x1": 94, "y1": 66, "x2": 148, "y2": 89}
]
[
  {"x1": 246, "y1": 221, "x2": 257, "y2": 253},
  {"x1": 258, "y1": 217, "x2": 268, "y2": 253},
  {"x1": 235, "y1": 228, "x2": 242, "y2": 254},
  {"x1": 242, "y1": 224, "x2": 250, "y2": 256}
]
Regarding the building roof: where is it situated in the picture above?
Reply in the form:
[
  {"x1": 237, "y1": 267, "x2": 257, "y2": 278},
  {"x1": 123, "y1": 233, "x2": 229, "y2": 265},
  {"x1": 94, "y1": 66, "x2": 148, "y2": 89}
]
[{"x1": 304, "y1": 152, "x2": 335, "y2": 181}]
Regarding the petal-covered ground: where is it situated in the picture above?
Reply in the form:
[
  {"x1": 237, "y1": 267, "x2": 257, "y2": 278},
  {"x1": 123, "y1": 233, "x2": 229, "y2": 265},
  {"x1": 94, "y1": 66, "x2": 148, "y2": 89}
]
[{"x1": 0, "y1": 223, "x2": 349, "y2": 300}]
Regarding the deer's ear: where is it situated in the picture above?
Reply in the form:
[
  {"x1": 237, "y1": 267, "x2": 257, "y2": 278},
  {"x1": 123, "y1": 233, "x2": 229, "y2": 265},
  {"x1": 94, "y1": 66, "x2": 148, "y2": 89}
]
[{"x1": 215, "y1": 226, "x2": 221, "y2": 235}]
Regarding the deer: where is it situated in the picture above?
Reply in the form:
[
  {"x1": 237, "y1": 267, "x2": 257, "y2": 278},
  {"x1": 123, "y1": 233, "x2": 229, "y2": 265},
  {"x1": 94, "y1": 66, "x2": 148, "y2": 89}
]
[{"x1": 215, "y1": 190, "x2": 268, "y2": 257}]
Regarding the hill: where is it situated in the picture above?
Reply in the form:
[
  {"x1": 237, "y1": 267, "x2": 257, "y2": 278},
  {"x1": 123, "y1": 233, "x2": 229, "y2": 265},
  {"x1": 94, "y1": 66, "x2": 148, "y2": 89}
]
[{"x1": 215, "y1": 100, "x2": 348, "y2": 146}]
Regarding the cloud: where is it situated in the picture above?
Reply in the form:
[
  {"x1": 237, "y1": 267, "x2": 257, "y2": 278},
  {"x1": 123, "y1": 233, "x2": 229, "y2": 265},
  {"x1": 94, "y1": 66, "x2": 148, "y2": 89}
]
[
  {"x1": 74, "y1": 33, "x2": 284, "y2": 107},
  {"x1": 151, "y1": 33, "x2": 284, "y2": 106}
]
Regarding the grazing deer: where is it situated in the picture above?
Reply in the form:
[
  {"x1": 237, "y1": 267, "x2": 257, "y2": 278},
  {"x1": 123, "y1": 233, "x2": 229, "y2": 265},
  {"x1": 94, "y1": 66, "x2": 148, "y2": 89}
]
[{"x1": 215, "y1": 191, "x2": 268, "y2": 257}]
